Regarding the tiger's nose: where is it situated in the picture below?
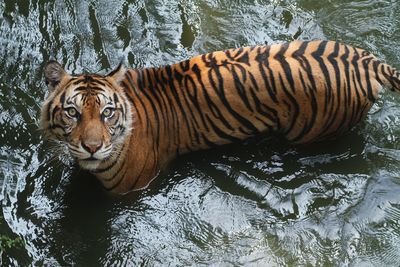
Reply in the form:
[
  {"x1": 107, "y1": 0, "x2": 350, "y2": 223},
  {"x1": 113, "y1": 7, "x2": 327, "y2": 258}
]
[{"x1": 82, "y1": 141, "x2": 102, "y2": 154}]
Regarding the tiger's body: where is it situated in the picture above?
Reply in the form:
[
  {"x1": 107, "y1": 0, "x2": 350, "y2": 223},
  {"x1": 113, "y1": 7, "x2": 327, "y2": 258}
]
[{"x1": 41, "y1": 40, "x2": 400, "y2": 194}]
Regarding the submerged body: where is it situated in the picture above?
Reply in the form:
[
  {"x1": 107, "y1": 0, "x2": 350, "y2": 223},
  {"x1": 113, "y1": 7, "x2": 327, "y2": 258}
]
[{"x1": 41, "y1": 40, "x2": 400, "y2": 194}]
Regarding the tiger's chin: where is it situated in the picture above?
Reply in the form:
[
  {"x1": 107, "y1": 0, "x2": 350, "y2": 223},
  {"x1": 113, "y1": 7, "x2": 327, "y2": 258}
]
[
  {"x1": 76, "y1": 155, "x2": 115, "y2": 171},
  {"x1": 73, "y1": 152, "x2": 112, "y2": 170}
]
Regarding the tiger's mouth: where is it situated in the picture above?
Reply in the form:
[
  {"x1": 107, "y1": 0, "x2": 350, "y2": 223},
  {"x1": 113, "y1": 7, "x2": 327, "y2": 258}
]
[
  {"x1": 67, "y1": 142, "x2": 114, "y2": 166},
  {"x1": 82, "y1": 156, "x2": 100, "y2": 161},
  {"x1": 75, "y1": 154, "x2": 113, "y2": 171}
]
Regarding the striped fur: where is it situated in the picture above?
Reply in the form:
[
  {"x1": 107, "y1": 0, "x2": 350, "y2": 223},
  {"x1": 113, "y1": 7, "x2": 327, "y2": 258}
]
[{"x1": 41, "y1": 40, "x2": 400, "y2": 194}]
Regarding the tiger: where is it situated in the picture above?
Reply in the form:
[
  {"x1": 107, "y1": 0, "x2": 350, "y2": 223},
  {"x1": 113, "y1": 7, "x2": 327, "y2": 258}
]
[{"x1": 40, "y1": 40, "x2": 400, "y2": 194}]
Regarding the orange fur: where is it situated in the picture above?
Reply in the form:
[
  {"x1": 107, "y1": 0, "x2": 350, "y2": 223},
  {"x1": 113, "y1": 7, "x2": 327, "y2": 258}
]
[{"x1": 41, "y1": 40, "x2": 400, "y2": 193}]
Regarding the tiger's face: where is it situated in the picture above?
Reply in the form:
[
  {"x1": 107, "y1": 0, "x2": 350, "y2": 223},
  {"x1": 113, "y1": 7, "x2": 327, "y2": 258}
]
[{"x1": 41, "y1": 61, "x2": 132, "y2": 170}]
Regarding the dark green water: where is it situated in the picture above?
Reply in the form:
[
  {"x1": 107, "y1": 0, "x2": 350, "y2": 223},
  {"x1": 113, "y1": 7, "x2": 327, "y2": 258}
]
[{"x1": 1, "y1": 0, "x2": 400, "y2": 265}]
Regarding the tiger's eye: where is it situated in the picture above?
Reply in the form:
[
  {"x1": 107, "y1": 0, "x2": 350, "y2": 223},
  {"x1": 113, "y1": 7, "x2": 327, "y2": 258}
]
[
  {"x1": 67, "y1": 107, "x2": 78, "y2": 117},
  {"x1": 102, "y1": 108, "x2": 113, "y2": 118}
]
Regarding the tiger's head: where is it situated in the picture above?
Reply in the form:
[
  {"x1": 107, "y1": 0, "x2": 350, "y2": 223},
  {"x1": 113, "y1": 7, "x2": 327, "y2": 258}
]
[{"x1": 40, "y1": 61, "x2": 133, "y2": 171}]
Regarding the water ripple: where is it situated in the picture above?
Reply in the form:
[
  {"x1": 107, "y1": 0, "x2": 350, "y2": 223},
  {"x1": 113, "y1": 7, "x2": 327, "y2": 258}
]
[{"x1": 0, "y1": 0, "x2": 400, "y2": 265}]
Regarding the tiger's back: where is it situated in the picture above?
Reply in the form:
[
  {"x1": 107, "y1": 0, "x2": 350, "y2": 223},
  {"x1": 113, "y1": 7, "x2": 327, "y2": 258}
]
[{"x1": 126, "y1": 40, "x2": 399, "y2": 152}]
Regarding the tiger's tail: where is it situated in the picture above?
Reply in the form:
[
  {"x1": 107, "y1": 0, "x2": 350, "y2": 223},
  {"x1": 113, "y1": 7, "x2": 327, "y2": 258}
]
[{"x1": 376, "y1": 61, "x2": 400, "y2": 93}]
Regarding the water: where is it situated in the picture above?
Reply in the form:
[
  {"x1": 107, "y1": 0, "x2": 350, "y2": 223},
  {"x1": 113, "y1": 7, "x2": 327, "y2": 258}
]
[{"x1": 0, "y1": 0, "x2": 400, "y2": 265}]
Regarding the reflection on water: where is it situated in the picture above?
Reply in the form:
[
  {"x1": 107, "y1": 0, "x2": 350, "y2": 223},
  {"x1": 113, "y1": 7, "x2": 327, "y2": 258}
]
[{"x1": 0, "y1": 0, "x2": 400, "y2": 265}]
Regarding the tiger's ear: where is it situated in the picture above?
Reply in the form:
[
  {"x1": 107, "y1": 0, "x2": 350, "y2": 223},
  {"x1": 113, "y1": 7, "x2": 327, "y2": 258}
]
[
  {"x1": 107, "y1": 62, "x2": 126, "y2": 83},
  {"x1": 44, "y1": 60, "x2": 67, "y2": 92}
]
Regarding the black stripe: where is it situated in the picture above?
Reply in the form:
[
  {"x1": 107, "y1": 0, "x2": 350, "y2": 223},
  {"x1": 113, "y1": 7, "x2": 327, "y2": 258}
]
[
  {"x1": 290, "y1": 41, "x2": 320, "y2": 141},
  {"x1": 255, "y1": 46, "x2": 279, "y2": 103},
  {"x1": 381, "y1": 64, "x2": 398, "y2": 91},
  {"x1": 164, "y1": 65, "x2": 194, "y2": 147},
  {"x1": 204, "y1": 56, "x2": 259, "y2": 134},
  {"x1": 153, "y1": 68, "x2": 179, "y2": 151},
  {"x1": 335, "y1": 45, "x2": 352, "y2": 132},
  {"x1": 106, "y1": 169, "x2": 126, "y2": 191},
  {"x1": 129, "y1": 149, "x2": 155, "y2": 191},
  {"x1": 60, "y1": 92, "x2": 66, "y2": 106},
  {"x1": 342, "y1": 45, "x2": 352, "y2": 107},
  {"x1": 200, "y1": 133, "x2": 218, "y2": 148},
  {"x1": 319, "y1": 42, "x2": 343, "y2": 136},
  {"x1": 125, "y1": 71, "x2": 150, "y2": 125},
  {"x1": 50, "y1": 124, "x2": 66, "y2": 131},
  {"x1": 73, "y1": 78, "x2": 85, "y2": 85},
  {"x1": 361, "y1": 57, "x2": 375, "y2": 102},
  {"x1": 91, "y1": 144, "x2": 125, "y2": 174},
  {"x1": 350, "y1": 70, "x2": 362, "y2": 126},
  {"x1": 351, "y1": 47, "x2": 367, "y2": 97},
  {"x1": 231, "y1": 65, "x2": 253, "y2": 112},
  {"x1": 73, "y1": 78, "x2": 106, "y2": 87},
  {"x1": 226, "y1": 49, "x2": 251, "y2": 66},
  {"x1": 107, "y1": 63, "x2": 123, "y2": 77},
  {"x1": 103, "y1": 158, "x2": 125, "y2": 182},
  {"x1": 92, "y1": 79, "x2": 106, "y2": 87},
  {"x1": 173, "y1": 70, "x2": 202, "y2": 147},
  {"x1": 248, "y1": 84, "x2": 276, "y2": 127},
  {"x1": 149, "y1": 68, "x2": 172, "y2": 144},
  {"x1": 290, "y1": 70, "x2": 318, "y2": 142},
  {"x1": 179, "y1": 59, "x2": 191, "y2": 72},
  {"x1": 140, "y1": 69, "x2": 162, "y2": 147},
  {"x1": 191, "y1": 63, "x2": 232, "y2": 131},
  {"x1": 47, "y1": 100, "x2": 54, "y2": 121},
  {"x1": 74, "y1": 85, "x2": 105, "y2": 92},
  {"x1": 113, "y1": 93, "x2": 119, "y2": 103},
  {"x1": 184, "y1": 73, "x2": 209, "y2": 132},
  {"x1": 50, "y1": 106, "x2": 60, "y2": 123},
  {"x1": 164, "y1": 66, "x2": 196, "y2": 146},
  {"x1": 275, "y1": 42, "x2": 296, "y2": 94},
  {"x1": 278, "y1": 73, "x2": 300, "y2": 138},
  {"x1": 157, "y1": 69, "x2": 181, "y2": 149},
  {"x1": 248, "y1": 70, "x2": 280, "y2": 129},
  {"x1": 206, "y1": 115, "x2": 243, "y2": 143},
  {"x1": 311, "y1": 41, "x2": 332, "y2": 115}
]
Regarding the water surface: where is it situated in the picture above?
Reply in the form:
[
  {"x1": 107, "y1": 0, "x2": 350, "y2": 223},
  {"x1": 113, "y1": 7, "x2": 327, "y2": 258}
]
[{"x1": 0, "y1": 0, "x2": 400, "y2": 265}]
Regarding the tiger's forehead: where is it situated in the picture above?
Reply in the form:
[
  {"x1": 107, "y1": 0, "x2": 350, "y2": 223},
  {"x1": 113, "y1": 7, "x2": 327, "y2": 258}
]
[
  {"x1": 63, "y1": 75, "x2": 116, "y2": 107},
  {"x1": 66, "y1": 74, "x2": 110, "y2": 91}
]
